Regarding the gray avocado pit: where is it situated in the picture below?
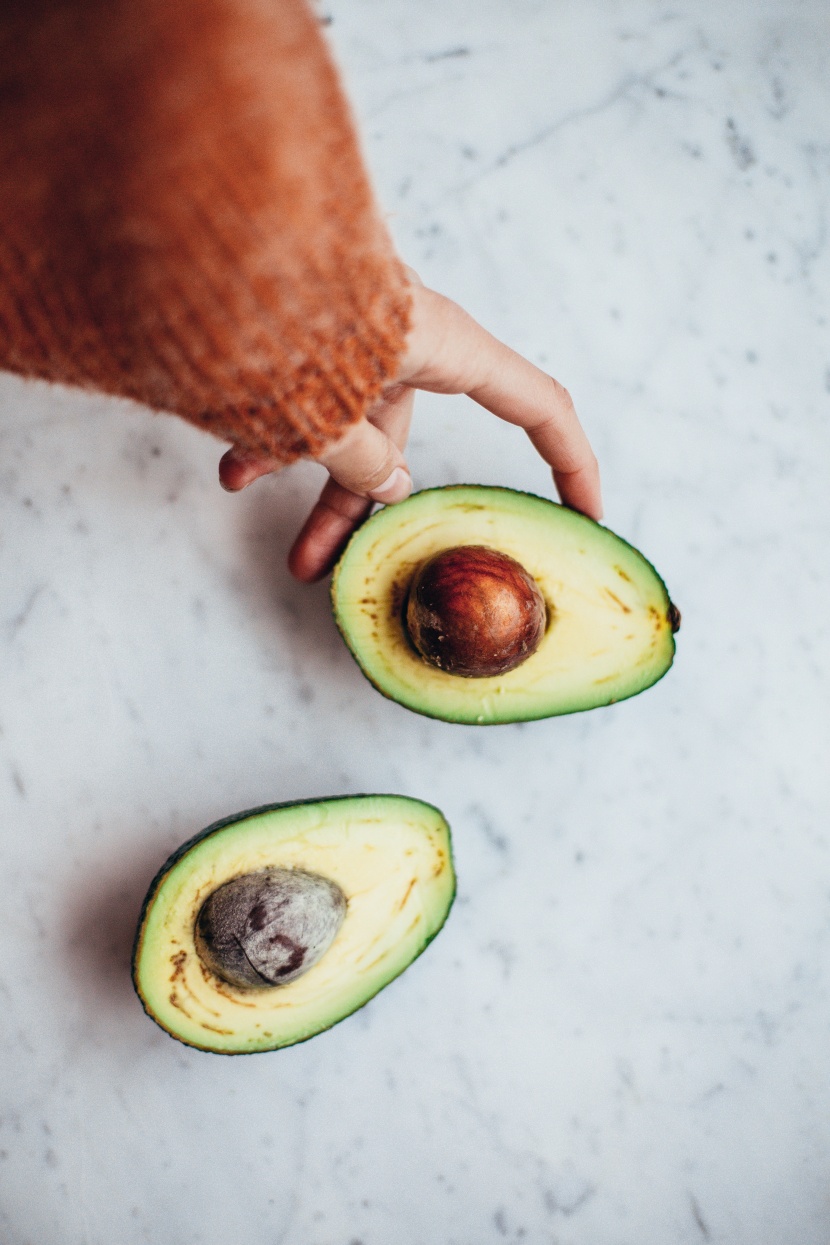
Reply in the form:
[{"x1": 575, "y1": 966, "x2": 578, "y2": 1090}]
[{"x1": 194, "y1": 868, "x2": 347, "y2": 989}]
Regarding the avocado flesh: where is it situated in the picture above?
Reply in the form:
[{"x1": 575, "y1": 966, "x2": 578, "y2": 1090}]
[
  {"x1": 132, "y1": 795, "x2": 455, "y2": 1053},
  {"x1": 332, "y1": 486, "x2": 677, "y2": 725}
]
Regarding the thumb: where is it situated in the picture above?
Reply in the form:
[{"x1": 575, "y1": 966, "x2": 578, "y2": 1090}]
[{"x1": 317, "y1": 418, "x2": 412, "y2": 504}]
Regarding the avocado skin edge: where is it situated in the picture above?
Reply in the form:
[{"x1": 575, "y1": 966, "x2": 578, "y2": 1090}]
[
  {"x1": 331, "y1": 484, "x2": 679, "y2": 725},
  {"x1": 131, "y1": 794, "x2": 456, "y2": 1055}
]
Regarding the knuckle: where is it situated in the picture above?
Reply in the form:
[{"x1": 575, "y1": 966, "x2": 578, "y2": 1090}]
[
  {"x1": 403, "y1": 264, "x2": 424, "y2": 287},
  {"x1": 550, "y1": 377, "x2": 574, "y2": 409},
  {"x1": 361, "y1": 455, "x2": 397, "y2": 492},
  {"x1": 559, "y1": 449, "x2": 598, "y2": 477},
  {"x1": 324, "y1": 428, "x2": 397, "y2": 494}
]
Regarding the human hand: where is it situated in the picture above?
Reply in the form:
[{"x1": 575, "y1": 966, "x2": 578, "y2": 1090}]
[{"x1": 219, "y1": 275, "x2": 602, "y2": 583}]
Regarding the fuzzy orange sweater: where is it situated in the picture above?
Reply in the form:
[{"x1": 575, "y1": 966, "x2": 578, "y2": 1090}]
[{"x1": 0, "y1": 0, "x2": 411, "y2": 463}]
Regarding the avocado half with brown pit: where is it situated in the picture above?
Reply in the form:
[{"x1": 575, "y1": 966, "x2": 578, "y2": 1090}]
[
  {"x1": 132, "y1": 795, "x2": 455, "y2": 1053},
  {"x1": 331, "y1": 485, "x2": 679, "y2": 725}
]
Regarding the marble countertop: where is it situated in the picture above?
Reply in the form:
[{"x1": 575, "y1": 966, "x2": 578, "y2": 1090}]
[{"x1": 1, "y1": 2, "x2": 828, "y2": 1242}]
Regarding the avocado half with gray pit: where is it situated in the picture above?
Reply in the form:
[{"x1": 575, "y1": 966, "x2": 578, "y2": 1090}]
[
  {"x1": 331, "y1": 485, "x2": 679, "y2": 725},
  {"x1": 132, "y1": 795, "x2": 455, "y2": 1053}
]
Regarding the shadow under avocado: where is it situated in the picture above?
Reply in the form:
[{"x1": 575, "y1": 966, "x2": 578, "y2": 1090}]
[{"x1": 62, "y1": 831, "x2": 180, "y2": 1024}]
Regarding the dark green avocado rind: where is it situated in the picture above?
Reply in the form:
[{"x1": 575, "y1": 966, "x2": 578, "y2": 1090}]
[
  {"x1": 131, "y1": 795, "x2": 456, "y2": 1055},
  {"x1": 331, "y1": 485, "x2": 679, "y2": 725}
]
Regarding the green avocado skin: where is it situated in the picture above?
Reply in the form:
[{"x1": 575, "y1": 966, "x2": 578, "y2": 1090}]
[
  {"x1": 131, "y1": 795, "x2": 456, "y2": 1055},
  {"x1": 331, "y1": 485, "x2": 679, "y2": 725}
]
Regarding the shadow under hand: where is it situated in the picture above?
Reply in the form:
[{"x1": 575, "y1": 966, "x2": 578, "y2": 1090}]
[{"x1": 232, "y1": 468, "x2": 353, "y2": 670}]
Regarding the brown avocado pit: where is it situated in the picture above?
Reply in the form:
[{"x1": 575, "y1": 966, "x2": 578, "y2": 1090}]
[
  {"x1": 405, "y1": 544, "x2": 548, "y2": 678},
  {"x1": 194, "y1": 868, "x2": 347, "y2": 990}
]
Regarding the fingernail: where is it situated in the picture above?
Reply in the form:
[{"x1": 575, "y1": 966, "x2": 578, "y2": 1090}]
[{"x1": 369, "y1": 467, "x2": 411, "y2": 504}]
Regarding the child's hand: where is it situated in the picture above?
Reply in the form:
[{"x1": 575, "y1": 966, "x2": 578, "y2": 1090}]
[{"x1": 219, "y1": 274, "x2": 602, "y2": 582}]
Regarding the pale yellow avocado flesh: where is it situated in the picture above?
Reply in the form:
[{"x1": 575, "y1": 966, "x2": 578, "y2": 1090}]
[
  {"x1": 332, "y1": 487, "x2": 677, "y2": 725},
  {"x1": 133, "y1": 796, "x2": 455, "y2": 1053}
]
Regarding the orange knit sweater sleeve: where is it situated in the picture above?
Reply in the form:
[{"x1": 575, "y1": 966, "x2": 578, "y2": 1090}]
[{"x1": 0, "y1": 0, "x2": 411, "y2": 462}]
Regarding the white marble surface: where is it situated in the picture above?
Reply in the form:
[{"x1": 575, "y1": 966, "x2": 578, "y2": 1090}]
[{"x1": 1, "y1": 2, "x2": 829, "y2": 1242}]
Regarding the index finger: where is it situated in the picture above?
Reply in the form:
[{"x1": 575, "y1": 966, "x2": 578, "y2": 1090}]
[{"x1": 398, "y1": 286, "x2": 602, "y2": 520}]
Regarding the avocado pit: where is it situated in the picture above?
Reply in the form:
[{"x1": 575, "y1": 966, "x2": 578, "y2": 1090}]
[
  {"x1": 405, "y1": 544, "x2": 547, "y2": 678},
  {"x1": 194, "y1": 868, "x2": 346, "y2": 989}
]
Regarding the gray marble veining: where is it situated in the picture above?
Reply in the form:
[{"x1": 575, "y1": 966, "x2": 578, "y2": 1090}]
[{"x1": 1, "y1": 2, "x2": 828, "y2": 1242}]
